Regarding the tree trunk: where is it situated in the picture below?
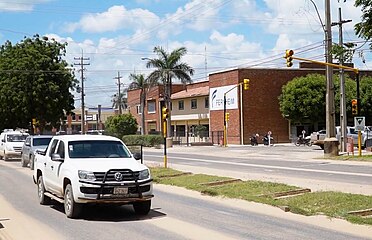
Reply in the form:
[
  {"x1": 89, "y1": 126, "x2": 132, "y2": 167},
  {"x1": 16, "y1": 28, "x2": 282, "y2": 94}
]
[{"x1": 140, "y1": 92, "x2": 146, "y2": 135}]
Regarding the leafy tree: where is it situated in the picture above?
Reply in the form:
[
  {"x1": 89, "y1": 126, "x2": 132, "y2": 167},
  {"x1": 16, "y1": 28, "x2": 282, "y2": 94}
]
[
  {"x1": 111, "y1": 92, "x2": 127, "y2": 114},
  {"x1": 0, "y1": 35, "x2": 77, "y2": 133},
  {"x1": 359, "y1": 76, "x2": 372, "y2": 122},
  {"x1": 278, "y1": 73, "x2": 372, "y2": 126},
  {"x1": 279, "y1": 74, "x2": 327, "y2": 124},
  {"x1": 354, "y1": 0, "x2": 372, "y2": 48},
  {"x1": 105, "y1": 113, "x2": 138, "y2": 139},
  {"x1": 128, "y1": 73, "x2": 156, "y2": 135},
  {"x1": 145, "y1": 46, "x2": 194, "y2": 137}
]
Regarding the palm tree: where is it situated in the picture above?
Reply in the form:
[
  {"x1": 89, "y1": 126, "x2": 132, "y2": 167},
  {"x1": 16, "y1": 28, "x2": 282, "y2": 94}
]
[
  {"x1": 128, "y1": 73, "x2": 154, "y2": 135},
  {"x1": 111, "y1": 92, "x2": 127, "y2": 113},
  {"x1": 146, "y1": 46, "x2": 194, "y2": 137}
]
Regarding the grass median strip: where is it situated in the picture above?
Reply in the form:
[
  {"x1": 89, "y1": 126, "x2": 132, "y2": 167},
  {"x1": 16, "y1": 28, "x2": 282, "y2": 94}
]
[{"x1": 150, "y1": 167, "x2": 372, "y2": 226}]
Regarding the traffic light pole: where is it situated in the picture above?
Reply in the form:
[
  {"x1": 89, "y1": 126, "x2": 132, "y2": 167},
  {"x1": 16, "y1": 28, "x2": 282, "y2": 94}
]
[
  {"x1": 223, "y1": 80, "x2": 249, "y2": 147},
  {"x1": 287, "y1": 53, "x2": 362, "y2": 155}
]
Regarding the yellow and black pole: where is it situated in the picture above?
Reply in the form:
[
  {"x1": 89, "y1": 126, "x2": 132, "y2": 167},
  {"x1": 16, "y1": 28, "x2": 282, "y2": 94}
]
[
  {"x1": 223, "y1": 79, "x2": 250, "y2": 147},
  {"x1": 161, "y1": 107, "x2": 169, "y2": 168}
]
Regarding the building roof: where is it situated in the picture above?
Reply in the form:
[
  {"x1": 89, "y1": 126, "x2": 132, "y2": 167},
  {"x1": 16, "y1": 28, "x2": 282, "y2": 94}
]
[{"x1": 171, "y1": 86, "x2": 209, "y2": 100}]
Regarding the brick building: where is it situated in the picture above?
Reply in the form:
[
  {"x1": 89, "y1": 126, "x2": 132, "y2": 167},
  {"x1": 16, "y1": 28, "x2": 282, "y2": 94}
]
[{"x1": 127, "y1": 64, "x2": 372, "y2": 145}]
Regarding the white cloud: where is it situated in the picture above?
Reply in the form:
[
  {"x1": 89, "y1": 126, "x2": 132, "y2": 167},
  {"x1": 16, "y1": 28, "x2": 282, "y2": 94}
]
[
  {"x1": 0, "y1": 0, "x2": 50, "y2": 12},
  {"x1": 64, "y1": 5, "x2": 160, "y2": 34}
]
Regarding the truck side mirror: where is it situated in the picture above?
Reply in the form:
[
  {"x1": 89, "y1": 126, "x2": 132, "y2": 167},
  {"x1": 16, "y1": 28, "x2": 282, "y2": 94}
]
[
  {"x1": 133, "y1": 152, "x2": 141, "y2": 161},
  {"x1": 51, "y1": 153, "x2": 64, "y2": 162}
]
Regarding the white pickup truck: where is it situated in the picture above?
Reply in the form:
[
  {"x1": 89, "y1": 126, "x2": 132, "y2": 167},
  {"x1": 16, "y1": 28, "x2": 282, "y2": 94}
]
[{"x1": 33, "y1": 134, "x2": 153, "y2": 218}]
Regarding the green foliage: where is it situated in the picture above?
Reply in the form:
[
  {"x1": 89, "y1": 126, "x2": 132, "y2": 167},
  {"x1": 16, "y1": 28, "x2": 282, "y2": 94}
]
[
  {"x1": 194, "y1": 125, "x2": 208, "y2": 138},
  {"x1": 355, "y1": 0, "x2": 372, "y2": 49},
  {"x1": 278, "y1": 73, "x2": 368, "y2": 124},
  {"x1": 0, "y1": 35, "x2": 77, "y2": 131},
  {"x1": 279, "y1": 74, "x2": 327, "y2": 123},
  {"x1": 105, "y1": 114, "x2": 138, "y2": 138},
  {"x1": 122, "y1": 134, "x2": 163, "y2": 147},
  {"x1": 331, "y1": 44, "x2": 356, "y2": 63},
  {"x1": 360, "y1": 76, "x2": 372, "y2": 121},
  {"x1": 150, "y1": 167, "x2": 372, "y2": 225}
]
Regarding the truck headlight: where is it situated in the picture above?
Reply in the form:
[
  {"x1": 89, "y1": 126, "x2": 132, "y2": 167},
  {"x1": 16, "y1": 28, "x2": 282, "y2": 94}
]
[
  {"x1": 78, "y1": 170, "x2": 96, "y2": 181},
  {"x1": 5, "y1": 145, "x2": 13, "y2": 151},
  {"x1": 138, "y1": 169, "x2": 150, "y2": 180}
]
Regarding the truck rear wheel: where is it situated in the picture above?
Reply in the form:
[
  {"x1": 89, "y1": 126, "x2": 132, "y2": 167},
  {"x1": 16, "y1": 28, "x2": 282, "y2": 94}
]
[
  {"x1": 64, "y1": 184, "x2": 82, "y2": 219},
  {"x1": 133, "y1": 200, "x2": 151, "y2": 215},
  {"x1": 37, "y1": 176, "x2": 51, "y2": 205}
]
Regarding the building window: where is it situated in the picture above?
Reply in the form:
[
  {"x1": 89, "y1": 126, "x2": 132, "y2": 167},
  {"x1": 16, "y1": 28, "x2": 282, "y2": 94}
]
[
  {"x1": 148, "y1": 101, "x2": 156, "y2": 113},
  {"x1": 205, "y1": 97, "x2": 209, "y2": 108},
  {"x1": 178, "y1": 100, "x2": 184, "y2": 110},
  {"x1": 136, "y1": 105, "x2": 142, "y2": 114},
  {"x1": 191, "y1": 99, "x2": 197, "y2": 109}
]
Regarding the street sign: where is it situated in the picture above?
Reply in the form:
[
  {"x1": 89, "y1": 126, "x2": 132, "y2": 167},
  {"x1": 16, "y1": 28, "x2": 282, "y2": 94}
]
[{"x1": 354, "y1": 116, "x2": 365, "y2": 131}]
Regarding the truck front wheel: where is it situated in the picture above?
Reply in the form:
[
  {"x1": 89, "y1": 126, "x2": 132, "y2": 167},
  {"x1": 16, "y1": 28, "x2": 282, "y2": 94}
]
[
  {"x1": 133, "y1": 200, "x2": 151, "y2": 215},
  {"x1": 64, "y1": 184, "x2": 82, "y2": 219},
  {"x1": 37, "y1": 176, "x2": 51, "y2": 205}
]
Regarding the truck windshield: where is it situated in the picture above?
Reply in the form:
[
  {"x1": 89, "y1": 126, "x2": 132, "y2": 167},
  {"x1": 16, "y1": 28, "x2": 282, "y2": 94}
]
[
  {"x1": 7, "y1": 134, "x2": 28, "y2": 142},
  {"x1": 33, "y1": 137, "x2": 53, "y2": 146},
  {"x1": 68, "y1": 140, "x2": 131, "y2": 158}
]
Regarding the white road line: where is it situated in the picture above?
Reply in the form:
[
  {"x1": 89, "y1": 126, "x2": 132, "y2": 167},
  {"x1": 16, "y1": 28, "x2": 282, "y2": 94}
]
[
  {"x1": 145, "y1": 154, "x2": 372, "y2": 178},
  {"x1": 149, "y1": 217, "x2": 236, "y2": 240}
]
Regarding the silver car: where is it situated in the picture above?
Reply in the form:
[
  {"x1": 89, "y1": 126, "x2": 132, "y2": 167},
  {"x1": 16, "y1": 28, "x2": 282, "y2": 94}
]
[{"x1": 21, "y1": 135, "x2": 53, "y2": 170}]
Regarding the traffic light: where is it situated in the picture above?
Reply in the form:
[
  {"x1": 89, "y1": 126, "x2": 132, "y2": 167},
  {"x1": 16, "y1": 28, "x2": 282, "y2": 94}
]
[
  {"x1": 351, "y1": 99, "x2": 358, "y2": 115},
  {"x1": 225, "y1": 113, "x2": 230, "y2": 122},
  {"x1": 243, "y1": 79, "x2": 250, "y2": 90},
  {"x1": 285, "y1": 49, "x2": 294, "y2": 67},
  {"x1": 162, "y1": 107, "x2": 169, "y2": 122}
]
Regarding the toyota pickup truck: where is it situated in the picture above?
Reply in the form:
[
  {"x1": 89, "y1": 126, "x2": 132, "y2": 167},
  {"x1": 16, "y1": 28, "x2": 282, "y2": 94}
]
[{"x1": 33, "y1": 134, "x2": 153, "y2": 218}]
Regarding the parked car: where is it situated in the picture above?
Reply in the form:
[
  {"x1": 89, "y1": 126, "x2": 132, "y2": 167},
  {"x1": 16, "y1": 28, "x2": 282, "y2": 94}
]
[
  {"x1": 0, "y1": 129, "x2": 29, "y2": 161},
  {"x1": 310, "y1": 126, "x2": 360, "y2": 149},
  {"x1": 21, "y1": 135, "x2": 53, "y2": 170}
]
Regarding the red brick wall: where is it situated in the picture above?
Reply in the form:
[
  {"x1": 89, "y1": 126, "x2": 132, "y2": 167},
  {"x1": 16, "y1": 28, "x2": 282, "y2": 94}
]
[{"x1": 209, "y1": 68, "x2": 328, "y2": 144}]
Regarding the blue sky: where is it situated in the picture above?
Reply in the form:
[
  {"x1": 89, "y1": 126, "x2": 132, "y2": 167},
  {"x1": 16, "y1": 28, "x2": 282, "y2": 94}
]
[{"x1": 0, "y1": 0, "x2": 368, "y2": 108}]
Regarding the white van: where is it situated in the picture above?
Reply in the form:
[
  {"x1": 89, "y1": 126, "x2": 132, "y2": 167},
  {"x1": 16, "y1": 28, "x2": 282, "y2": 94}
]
[{"x1": 0, "y1": 130, "x2": 29, "y2": 160}]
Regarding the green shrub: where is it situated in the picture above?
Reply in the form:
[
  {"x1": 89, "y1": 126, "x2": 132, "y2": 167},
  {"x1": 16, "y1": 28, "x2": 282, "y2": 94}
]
[{"x1": 122, "y1": 135, "x2": 163, "y2": 147}]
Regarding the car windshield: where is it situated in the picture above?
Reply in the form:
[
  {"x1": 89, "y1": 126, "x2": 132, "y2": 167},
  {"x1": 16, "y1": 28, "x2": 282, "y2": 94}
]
[
  {"x1": 7, "y1": 134, "x2": 27, "y2": 142},
  {"x1": 68, "y1": 140, "x2": 131, "y2": 158},
  {"x1": 33, "y1": 137, "x2": 52, "y2": 146}
]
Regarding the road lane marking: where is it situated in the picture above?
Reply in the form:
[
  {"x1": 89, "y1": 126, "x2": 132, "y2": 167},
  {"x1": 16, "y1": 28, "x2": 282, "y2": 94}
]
[
  {"x1": 149, "y1": 217, "x2": 236, "y2": 240},
  {"x1": 145, "y1": 154, "x2": 372, "y2": 178}
]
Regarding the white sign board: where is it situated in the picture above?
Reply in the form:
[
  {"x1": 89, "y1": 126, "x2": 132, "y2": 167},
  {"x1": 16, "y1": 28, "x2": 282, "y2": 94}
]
[
  {"x1": 209, "y1": 85, "x2": 238, "y2": 111},
  {"x1": 354, "y1": 116, "x2": 365, "y2": 131}
]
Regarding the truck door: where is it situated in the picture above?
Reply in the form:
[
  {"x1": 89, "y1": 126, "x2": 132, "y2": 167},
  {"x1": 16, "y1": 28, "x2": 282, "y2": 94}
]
[
  {"x1": 48, "y1": 140, "x2": 65, "y2": 195},
  {"x1": 44, "y1": 139, "x2": 59, "y2": 192}
]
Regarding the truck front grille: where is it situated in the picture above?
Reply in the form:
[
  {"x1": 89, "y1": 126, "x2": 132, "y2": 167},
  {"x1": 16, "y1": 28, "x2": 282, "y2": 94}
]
[
  {"x1": 93, "y1": 170, "x2": 140, "y2": 182},
  {"x1": 13, "y1": 147, "x2": 22, "y2": 153}
]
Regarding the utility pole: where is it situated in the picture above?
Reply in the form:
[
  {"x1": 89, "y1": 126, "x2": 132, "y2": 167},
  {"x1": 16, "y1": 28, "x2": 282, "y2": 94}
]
[
  {"x1": 332, "y1": 8, "x2": 352, "y2": 153},
  {"x1": 324, "y1": 0, "x2": 338, "y2": 156},
  {"x1": 114, "y1": 71, "x2": 123, "y2": 114},
  {"x1": 74, "y1": 52, "x2": 90, "y2": 134}
]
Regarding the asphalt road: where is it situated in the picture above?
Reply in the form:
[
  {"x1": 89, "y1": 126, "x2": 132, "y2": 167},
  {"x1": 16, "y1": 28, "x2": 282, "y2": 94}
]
[
  {"x1": 1, "y1": 160, "x2": 372, "y2": 239},
  {"x1": 143, "y1": 144, "x2": 372, "y2": 195}
]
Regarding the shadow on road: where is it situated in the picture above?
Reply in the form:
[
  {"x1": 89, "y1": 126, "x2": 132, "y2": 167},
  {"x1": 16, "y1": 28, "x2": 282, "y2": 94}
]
[{"x1": 50, "y1": 203, "x2": 166, "y2": 222}]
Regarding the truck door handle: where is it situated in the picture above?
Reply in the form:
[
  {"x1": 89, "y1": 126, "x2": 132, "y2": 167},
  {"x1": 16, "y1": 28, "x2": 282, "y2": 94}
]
[
  {"x1": 44, "y1": 163, "x2": 46, "y2": 166},
  {"x1": 51, "y1": 166, "x2": 54, "y2": 170}
]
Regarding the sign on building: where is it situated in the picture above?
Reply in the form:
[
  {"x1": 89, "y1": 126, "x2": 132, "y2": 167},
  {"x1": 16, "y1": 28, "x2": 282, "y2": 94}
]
[{"x1": 209, "y1": 85, "x2": 238, "y2": 111}]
